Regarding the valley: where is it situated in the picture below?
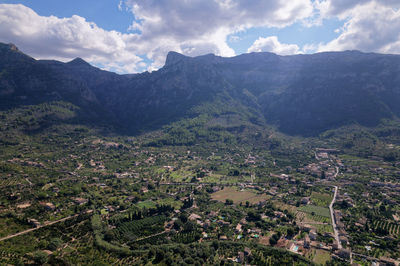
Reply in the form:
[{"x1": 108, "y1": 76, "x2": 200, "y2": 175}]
[{"x1": 0, "y1": 43, "x2": 399, "y2": 265}]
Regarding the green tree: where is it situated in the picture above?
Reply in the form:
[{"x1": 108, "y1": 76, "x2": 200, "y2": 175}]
[
  {"x1": 33, "y1": 251, "x2": 48, "y2": 265},
  {"x1": 47, "y1": 238, "x2": 63, "y2": 251},
  {"x1": 225, "y1": 199, "x2": 233, "y2": 205}
]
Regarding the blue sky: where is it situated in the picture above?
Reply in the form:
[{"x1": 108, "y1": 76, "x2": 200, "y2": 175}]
[
  {"x1": 0, "y1": 0, "x2": 134, "y2": 33},
  {"x1": 0, "y1": 1, "x2": 399, "y2": 73}
]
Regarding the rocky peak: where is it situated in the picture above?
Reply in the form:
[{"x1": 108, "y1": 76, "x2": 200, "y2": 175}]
[
  {"x1": 67, "y1": 57, "x2": 91, "y2": 67},
  {"x1": 165, "y1": 51, "x2": 188, "y2": 66},
  {"x1": 8, "y1": 43, "x2": 19, "y2": 51}
]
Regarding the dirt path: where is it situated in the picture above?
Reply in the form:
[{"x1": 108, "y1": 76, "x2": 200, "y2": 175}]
[
  {"x1": 132, "y1": 230, "x2": 168, "y2": 242},
  {"x1": 0, "y1": 210, "x2": 92, "y2": 242}
]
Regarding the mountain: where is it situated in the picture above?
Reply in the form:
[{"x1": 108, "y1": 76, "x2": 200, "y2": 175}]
[{"x1": 1, "y1": 42, "x2": 400, "y2": 136}]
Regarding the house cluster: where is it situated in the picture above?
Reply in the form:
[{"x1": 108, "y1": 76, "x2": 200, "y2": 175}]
[
  {"x1": 370, "y1": 181, "x2": 400, "y2": 190},
  {"x1": 336, "y1": 192, "x2": 355, "y2": 208},
  {"x1": 369, "y1": 180, "x2": 400, "y2": 205},
  {"x1": 226, "y1": 247, "x2": 252, "y2": 263},
  {"x1": 39, "y1": 202, "x2": 56, "y2": 211},
  {"x1": 299, "y1": 161, "x2": 336, "y2": 180},
  {"x1": 333, "y1": 209, "x2": 350, "y2": 247}
]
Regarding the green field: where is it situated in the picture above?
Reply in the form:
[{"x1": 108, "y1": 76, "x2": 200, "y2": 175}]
[
  {"x1": 298, "y1": 205, "x2": 331, "y2": 218},
  {"x1": 312, "y1": 249, "x2": 331, "y2": 265},
  {"x1": 310, "y1": 192, "x2": 332, "y2": 207},
  {"x1": 314, "y1": 224, "x2": 334, "y2": 234}
]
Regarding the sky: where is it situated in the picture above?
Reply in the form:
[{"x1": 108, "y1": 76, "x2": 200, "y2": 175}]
[{"x1": 0, "y1": 0, "x2": 400, "y2": 74}]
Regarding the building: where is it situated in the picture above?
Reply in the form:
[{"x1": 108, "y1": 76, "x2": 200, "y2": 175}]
[
  {"x1": 235, "y1": 223, "x2": 242, "y2": 233},
  {"x1": 73, "y1": 197, "x2": 88, "y2": 205},
  {"x1": 309, "y1": 229, "x2": 317, "y2": 241},
  {"x1": 337, "y1": 249, "x2": 351, "y2": 260}
]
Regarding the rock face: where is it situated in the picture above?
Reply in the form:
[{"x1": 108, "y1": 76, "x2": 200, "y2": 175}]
[{"x1": 1, "y1": 42, "x2": 400, "y2": 136}]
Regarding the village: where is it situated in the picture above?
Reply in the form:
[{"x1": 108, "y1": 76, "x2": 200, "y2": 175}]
[{"x1": 1, "y1": 130, "x2": 400, "y2": 265}]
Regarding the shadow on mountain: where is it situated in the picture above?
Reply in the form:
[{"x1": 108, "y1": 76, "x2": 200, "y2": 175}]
[{"x1": 2, "y1": 42, "x2": 400, "y2": 137}]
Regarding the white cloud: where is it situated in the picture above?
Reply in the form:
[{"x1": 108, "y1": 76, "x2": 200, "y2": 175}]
[
  {"x1": 122, "y1": 0, "x2": 314, "y2": 69},
  {"x1": 228, "y1": 35, "x2": 241, "y2": 43},
  {"x1": 315, "y1": 0, "x2": 400, "y2": 19},
  {"x1": 2, "y1": 1, "x2": 400, "y2": 74},
  {"x1": 0, "y1": 4, "x2": 143, "y2": 73},
  {"x1": 247, "y1": 36, "x2": 300, "y2": 55},
  {"x1": 0, "y1": 1, "x2": 315, "y2": 72},
  {"x1": 302, "y1": 43, "x2": 318, "y2": 53},
  {"x1": 318, "y1": 1, "x2": 400, "y2": 54}
]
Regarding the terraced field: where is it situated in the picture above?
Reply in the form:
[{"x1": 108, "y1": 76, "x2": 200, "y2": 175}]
[{"x1": 373, "y1": 220, "x2": 400, "y2": 235}]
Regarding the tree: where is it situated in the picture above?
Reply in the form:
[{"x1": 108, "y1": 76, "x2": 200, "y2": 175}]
[
  {"x1": 154, "y1": 248, "x2": 165, "y2": 263},
  {"x1": 47, "y1": 238, "x2": 62, "y2": 251},
  {"x1": 269, "y1": 233, "x2": 279, "y2": 246},
  {"x1": 212, "y1": 240, "x2": 219, "y2": 250},
  {"x1": 247, "y1": 210, "x2": 261, "y2": 222},
  {"x1": 33, "y1": 251, "x2": 48, "y2": 265},
  {"x1": 225, "y1": 199, "x2": 233, "y2": 205},
  {"x1": 183, "y1": 221, "x2": 196, "y2": 232},
  {"x1": 321, "y1": 171, "x2": 326, "y2": 179},
  {"x1": 179, "y1": 213, "x2": 188, "y2": 223},
  {"x1": 104, "y1": 230, "x2": 115, "y2": 242},
  {"x1": 286, "y1": 227, "x2": 295, "y2": 238}
]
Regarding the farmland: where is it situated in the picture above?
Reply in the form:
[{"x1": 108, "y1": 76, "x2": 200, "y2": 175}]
[
  {"x1": 0, "y1": 94, "x2": 400, "y2": 264},
  {"x1": 298, "y1": 205, "x2": 331, "y2": 218},
  {"x1": 312, "y1": 249, "x2": 331, "y2": 265},
  {"x1": 373, "y1": 220, "x2": 400, "y2": 235},
  {"x1": 211, "y1": 187, "x2": 270, "y2": 204},
  {"x1": 310, "y1": 192, "x2": 332, "y2": 207}
]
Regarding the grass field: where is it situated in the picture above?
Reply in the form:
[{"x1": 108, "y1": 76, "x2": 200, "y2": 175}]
[
  {"x1": 310, "y1": 192, "x2": 332, "y2": 207},
  {"x1": 211, "y1": 187, "x2": 270, "y2": 204},
  {"x1": 136, "y1": 200, "x2": 157, "y2": 209},
  {"x1": 298, "y1": 205, "x2": 330, "y2": 218},
  {"x1": 312, "y1": 249, "x2": 331, "y2": 265},
  {"x1": 314, "y1": 224, "x2": 334, "y2": 234},
  {"x1": 272, "y1": 201, "x2": 298, "y2": 215},
  {"x1": 156, "y1": 198, "x2": 183, "y2": 209}
]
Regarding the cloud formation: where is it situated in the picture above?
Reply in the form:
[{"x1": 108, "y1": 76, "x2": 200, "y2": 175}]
[
  {"x1": 247, "y1": 36, "x2": 300, "y2": 55},
  {"x1": 317, "y1": 1, "x2": 400, "y2": 54},
  {"x1": 0, "y1": 1, "x2": 314, "y2": 72},
  {"x1": 123, "y1": 0, "x2": 313, "y2": 69},
  {"x1": 316, "y1": 0, "x2": 400, "y2": 18},
  {"x1": 0, "y1": 4, "x2": 143, "y2": 73},
  {"x1": 1, "y1": 1, "x2": 400, "y2": 73}
]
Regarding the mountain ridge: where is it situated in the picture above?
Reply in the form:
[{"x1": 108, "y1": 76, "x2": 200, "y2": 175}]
[{"x1": 1, "y1": 42, "x2": 400, "y2": 136}]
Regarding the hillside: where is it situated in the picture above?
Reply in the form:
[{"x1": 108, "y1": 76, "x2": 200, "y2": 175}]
[
  {"x1": 1, "y1": 42, "x2": 400, "y2": 136},
  {"x1": 1, "y1": 43, "x2": 400, "y2": 265}
]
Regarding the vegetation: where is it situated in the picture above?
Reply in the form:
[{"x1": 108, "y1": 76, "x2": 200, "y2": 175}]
[{"x1": 1, "y1": 45, "x2": 400, "y2": 264}]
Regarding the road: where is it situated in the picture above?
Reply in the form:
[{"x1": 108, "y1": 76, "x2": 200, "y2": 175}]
[
  {"x1": 25, "y1": 178, "x2": 33, "y2": 186},
  {"x1": 334, "y1": 166, "x2": 339, "y2": 178},
  {"x1": 0, "y1": 210, "x2": 92, "y2": 242},
  {"x1": 329, "y1": 185, "x2": 342, "y2": 249},
  {"x1": 132, "y1": 230, "x2": 168, "y2": 242}
]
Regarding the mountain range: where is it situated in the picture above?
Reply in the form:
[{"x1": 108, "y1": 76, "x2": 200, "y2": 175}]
[{"x1": 1, "y1": 42, "x2": 400, "y2": 136}]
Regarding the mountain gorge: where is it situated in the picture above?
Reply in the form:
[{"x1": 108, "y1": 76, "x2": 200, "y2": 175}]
[{"x1": 1, "y1": 42, "x2": 400, "y2": 136}]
